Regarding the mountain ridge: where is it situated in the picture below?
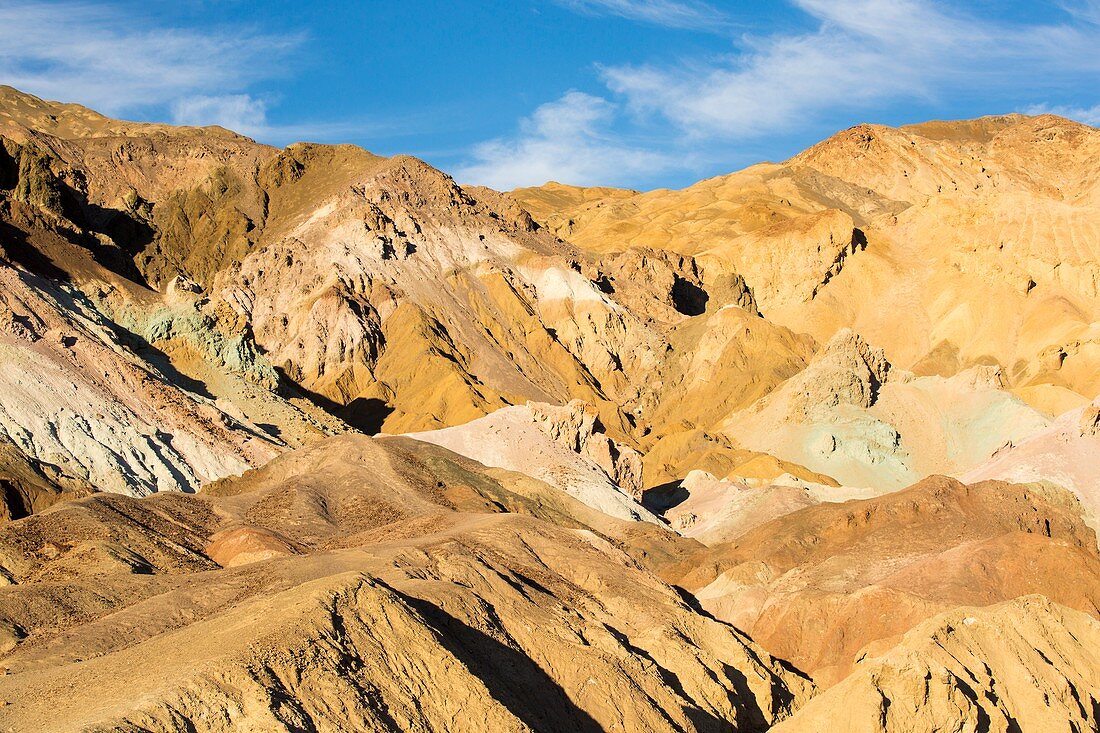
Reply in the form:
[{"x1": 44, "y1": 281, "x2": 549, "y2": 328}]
[{"x1": 2, "y1": 85, "x2": 1100, "y2": 731}]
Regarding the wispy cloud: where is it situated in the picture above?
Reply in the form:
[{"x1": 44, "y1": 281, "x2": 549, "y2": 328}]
[
  {"x1": 1024, "y1": 103, "x2": 1100, "y2": 126},
  {"x1": 0, "y1": 1, "x2": 398, "y2": 144},
  {"x1": 167, "y1": 92, "x2": 408, "y2": 145},
  {"x1": 1059, "y1": 0, "x2": 1100, "y2": 23},
  {"x1": 0, "y1": 0, "x2": 300, "y2": 116},
  {"x1": 171, "y1": 95, "x2": 271, "y2": 134},
  {"x1": 454, "y1": 91, "x2": 674, "y2": 189},
  {"x1": 464, "y1": 0, "x2": 1100, "y2": 187},
  {"x1": 552, "y1": 0, "x2": 732, "y2": 30},
  {"x1": 603, "y1": 0, "x2": 1100, "y2": 138}
]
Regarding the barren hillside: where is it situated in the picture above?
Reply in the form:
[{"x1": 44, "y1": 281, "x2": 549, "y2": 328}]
[{"x1": 1, "y1": 85, "x2": 1099, "y2": 731}]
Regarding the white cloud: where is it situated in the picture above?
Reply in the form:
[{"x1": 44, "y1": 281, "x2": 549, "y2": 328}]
[
  {"x1": 553, "y1": 0, "x2": 732, "y2": 30},
  {"x1": 168, "y1": 93, "x2": 405, "y2": 145},
  {"x1": 0, "y1": 0, "x2": 300, "y2": 116},
  {"x1": 1059, "y1": 0, "x2": 1100, "y2": 24},
  {"x1": 602, "y1": 0, "x2": 1100, "y2": 138},
  {"x1": 455, "y1": 91, "x2": 674, "y2": 189},
  {"x1": 1024, "y1": 103, "x2": 1100, "y2": 126},
  {"x1": 171, "y1": 95, "x2": 270, "y2": 135}
]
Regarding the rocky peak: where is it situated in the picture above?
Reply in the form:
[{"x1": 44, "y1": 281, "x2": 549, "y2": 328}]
[
  {"x1": 528, "y1": 400, "x2": 644, "y2": 499},
  {"x1": 787, "y1": 329, "x2": 891, "y2": 418}
]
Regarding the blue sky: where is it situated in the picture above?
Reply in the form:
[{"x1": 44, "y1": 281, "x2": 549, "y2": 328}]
[{"x1": 2, "y1": 0, "x2": 1099, "y2": 190}]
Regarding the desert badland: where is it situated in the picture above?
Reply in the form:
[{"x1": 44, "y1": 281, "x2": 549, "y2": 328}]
[{"x1": 1, "y1": 77, "x2": 1100, "y2": 731}]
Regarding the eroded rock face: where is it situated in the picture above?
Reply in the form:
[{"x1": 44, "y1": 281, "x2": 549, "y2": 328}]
[
  {"x1": 1080, "y1": 402, "x2": 1100, "y2": 437},
  {"x1": 723, "y1": 330, "x2": 908, "y2": 487},
  {"x1": 786, "y1": 328, "x2": 892, "y2": 418},
  {"x1": 592, "y1": 247, "x2": 756, "y2": 320},
  {"x1": 407, "y1": 401, "x2": 653, "y2": 520},
  {"x1": 184, "y1": 150, "x2": 680, "y2": 433},
  {"x1": 528, "y1": 399, "x2": 645, "y2": 499},
  {"x1": 0, "y1": 436, "x2": 85, "y2": 521},
  {"x1": 725, "y1": 333, "x2": 1050, "y2": 490},
  {"x1": 0, "y1": 262, "x2": 279, "y2": 497}
]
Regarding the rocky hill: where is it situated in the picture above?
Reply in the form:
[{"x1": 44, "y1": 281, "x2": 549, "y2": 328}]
[
  {"x1": 0, "y1": 435, "x2": 812, "y2": 732},
  {"x1": 512, "y1": 114, "x2": 1100, "y2": 407},
  {"x1": 772, "y1": 595, "x2": 1100, "y2": 732},
  {"x1": 1, "y1": 85, "x2": 1099, "y2": 731}
]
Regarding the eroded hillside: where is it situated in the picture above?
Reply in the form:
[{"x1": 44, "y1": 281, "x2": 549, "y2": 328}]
[{"x1": 2, "y1": 85, "x2": 1100, "y2": 731}]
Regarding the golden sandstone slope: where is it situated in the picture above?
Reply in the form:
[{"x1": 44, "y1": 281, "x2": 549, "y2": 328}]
[
  {"x1": 771, "y1": 595, "x2": 1100, "y2": 733},
  {"x1": 512, "y1": 114, "x2": 1100, "y2": 405},
  {"x1": 2, "y1": 84, "x2": 1100, "y2": 730}
]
